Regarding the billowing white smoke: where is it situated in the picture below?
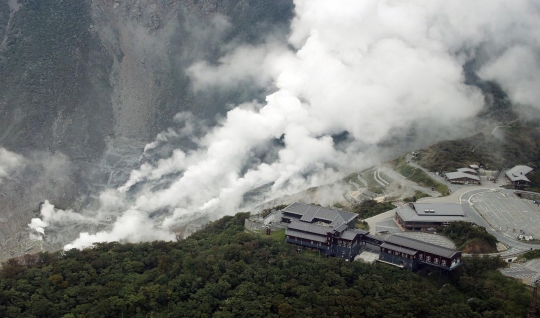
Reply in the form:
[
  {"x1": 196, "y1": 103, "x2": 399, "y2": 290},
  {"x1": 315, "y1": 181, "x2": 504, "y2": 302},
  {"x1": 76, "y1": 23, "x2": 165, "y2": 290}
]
[
  {"x1": 0, "y1": 147, "x2": 25, "y2": 183},
  {"x1": 39, "y1": 0, "x2": 540, "y2": 249}
]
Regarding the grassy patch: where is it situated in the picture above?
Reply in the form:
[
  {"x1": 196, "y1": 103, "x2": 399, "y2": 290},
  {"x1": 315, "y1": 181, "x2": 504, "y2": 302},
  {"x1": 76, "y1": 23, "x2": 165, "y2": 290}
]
[
  {"x1": 269, "y1": 229, "x2": 286, "y2": 241},
  {"x1": 343, "y1": 173, "x2": 361, "y2": 184},
  {"x1": 394, "y1": 156, "x2": 450, "y2": 195},
  {"x1": 403, "y1": 190, "x2": 430, "y2": 202},
  {"x1": 360, "y1": 169, "x2": 385, "y2": 194},
  {"x1": 350, "y1": 200, "x2": 394, "y2": 219},
  {"x1": 257, "y1": 229, "x2": 286, "y2": 242},
  {"x1": 418, "y1": 125, "x2": 540, "y2": 174},
  {"x1": 518, "y1": 250, "x2": 540, "y2": 261},
  {"x1": 355, "y1": 220, "x2": 370, "y2": 231}
]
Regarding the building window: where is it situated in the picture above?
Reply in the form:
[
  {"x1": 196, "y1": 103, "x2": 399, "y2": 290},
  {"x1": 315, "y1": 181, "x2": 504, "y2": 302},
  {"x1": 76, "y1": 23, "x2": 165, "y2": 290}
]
[
  {"x1": 427, "y1": 256, "x2": 431, "y2": 262},
  {"x1": 434, "y1": 258, "x2": 439, "y2": 264},
  {"x1": 419, "y1": 254, "x2": 423, "y2": 260},
  {"x1": 442, "y1": 260, "x2": 447, "y2": 266}
]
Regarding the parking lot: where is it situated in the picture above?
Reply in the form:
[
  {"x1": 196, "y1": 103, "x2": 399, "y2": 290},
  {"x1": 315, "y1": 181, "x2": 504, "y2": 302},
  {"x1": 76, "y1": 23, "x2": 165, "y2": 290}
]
[{"x1": 471, "y1": 190, "x2": 540, "y2": 239}]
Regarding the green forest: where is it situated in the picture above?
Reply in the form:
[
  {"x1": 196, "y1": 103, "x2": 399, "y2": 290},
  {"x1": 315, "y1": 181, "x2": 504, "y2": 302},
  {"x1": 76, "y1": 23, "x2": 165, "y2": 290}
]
[
  {"x1": 419, "y1": 125, "x2": 540, "y2": 174},
  {"x1": 350, "y1": 200, "x2": 395, "y2": 219},
  {"x1": 439, "y1": 222, "x2": 498, "y2": 253},
  {"x1": 0, "y1": 213, "x2": 535, "y2": 317},
  {"x1": 393, "y1": 156, "x2": 450, "y2": 195}
]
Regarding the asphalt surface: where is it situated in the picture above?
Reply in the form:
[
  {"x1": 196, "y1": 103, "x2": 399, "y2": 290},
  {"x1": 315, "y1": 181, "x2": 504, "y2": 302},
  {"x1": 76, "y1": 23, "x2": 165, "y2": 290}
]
[
  {"x1": 460, "y1": 188, "x2": 540, "y2": 256},
  {"x1": 472, "y1": 191, "x2": 540, "y2": 238}
]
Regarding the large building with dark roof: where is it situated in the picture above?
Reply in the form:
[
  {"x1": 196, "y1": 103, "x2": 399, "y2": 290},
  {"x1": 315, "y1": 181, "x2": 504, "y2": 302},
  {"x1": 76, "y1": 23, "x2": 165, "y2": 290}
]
[
  {"x1": 395, "y1": 202, "x2": 468, "y2": 231},
  {"x1": 505, "y1": 165, "x2": 533, "y2": 188},
  {"x1": 281, "y1": 202, "x2": 357, "y2": 228},
  {"x1": 279, "y1": 202, "x2": 462, "y2": 270},
  {"x1": 282, "y1": 202, "x2": 367, "y2": 260},
  {"x1": 379, "y1": 235, "x2": 462, "y2": 271}
]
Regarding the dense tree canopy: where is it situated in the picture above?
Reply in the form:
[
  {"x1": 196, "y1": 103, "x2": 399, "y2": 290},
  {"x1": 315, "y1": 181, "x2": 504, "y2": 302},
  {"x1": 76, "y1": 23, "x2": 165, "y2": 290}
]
[
  {"x1": 0, "y1": 213, "x2": 534, "y2": 317},
  {"x1": 439, "y1": 222, "x2": 498, "y2": 252},
  {"x1": 419, "y1": 124, "x2": 540, "y2": 176}
]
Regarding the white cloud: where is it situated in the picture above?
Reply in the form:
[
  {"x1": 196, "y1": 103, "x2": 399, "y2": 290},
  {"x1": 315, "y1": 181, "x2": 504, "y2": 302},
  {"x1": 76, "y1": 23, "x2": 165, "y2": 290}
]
[
  {"x1": 479, "y1": 46, "x2": 540, "y2": 108},
  {"x1": 55, "y1": 0, "x2": 540, "y2": 249},
  {"x1": 187, "y1": 40, "x2": 297, "y2": 91},
  {"x1": 64, "y1": 209, "x2": 176, "y2": 250},
  {"x1": 0, "y1": 147, "x2": 25, "y2": 183}
]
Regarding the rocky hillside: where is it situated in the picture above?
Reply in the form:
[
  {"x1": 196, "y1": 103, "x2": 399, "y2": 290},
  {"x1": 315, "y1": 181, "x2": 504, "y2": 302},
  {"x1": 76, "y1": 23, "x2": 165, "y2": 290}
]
[{"x1": 0, "y1": 0, "x2": 294, "y2": 261}]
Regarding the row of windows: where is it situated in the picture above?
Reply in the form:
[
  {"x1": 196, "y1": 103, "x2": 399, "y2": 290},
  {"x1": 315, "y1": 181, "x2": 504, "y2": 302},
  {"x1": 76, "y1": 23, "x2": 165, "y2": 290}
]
[
  {"x1": 403, "y1": 222, "x2": 443, "y2": 226},
  {"x1": 338, "y1": 240, "x2": 356, "y2": 247},
  {"x1": 383, "y1": 248, "x2": 451, "y2": 267},
  {"x1": 419, "y1": 254, "x2": 447, "y2": 266}
]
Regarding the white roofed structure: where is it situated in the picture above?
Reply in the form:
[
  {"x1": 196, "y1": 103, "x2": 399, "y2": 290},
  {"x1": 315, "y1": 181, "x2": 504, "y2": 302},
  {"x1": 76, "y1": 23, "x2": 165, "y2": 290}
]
[{"x1": 505, "y1": 165, "x2": 533, "y2": 187}]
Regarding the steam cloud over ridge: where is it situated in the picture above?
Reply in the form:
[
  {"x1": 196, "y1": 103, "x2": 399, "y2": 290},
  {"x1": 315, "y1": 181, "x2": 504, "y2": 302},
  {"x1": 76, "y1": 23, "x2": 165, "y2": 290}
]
[
  {"x1": 32, "y1": 0, "x2": 540, "y2": 249},
  {"x1": 0, "y1": 147, "x2": 25, "y2": 184}
]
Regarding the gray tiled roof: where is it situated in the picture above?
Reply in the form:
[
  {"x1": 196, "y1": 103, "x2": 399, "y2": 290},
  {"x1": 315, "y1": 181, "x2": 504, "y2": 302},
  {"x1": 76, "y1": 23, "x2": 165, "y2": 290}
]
[
  {"x1": 364, "y1": 233, "x2": 384, "y2": 242},
  {"x1": 334, "y1": 223, "x2": 349, "y2": 233},
  {"x1": 506, "y1": 165, "x2": 533, "y2": 182},
  {"x1": 385, "y1": 235, "x2": 459, "y2": 258},
  {"x1": 340, "y1": 229, "x2": 366, "y2": 240},
  {"x1": 380, "y1": 242, "x2": 417, "y2": 255},
  {"x1": 286, "y1": 229, "x2": 327, "y2": 243},
  {"x1": 397, "y1": 205, "x2": 467, "y2": 223},
  {"x1": 283, "y1": 202, "x2": 357, "y2": 225},
  {"x1": 457, "y1": 168, "x2": 477, "y2": 175},
  {"x1": 446, "y1": 171, "x2": 480, "y2": 181},
  {"x1": 411, "y1": 203, "x2": 464, "y2": 216},
  {"x1": 287, "y1": 220, "x2": 331, "y2": 235}
]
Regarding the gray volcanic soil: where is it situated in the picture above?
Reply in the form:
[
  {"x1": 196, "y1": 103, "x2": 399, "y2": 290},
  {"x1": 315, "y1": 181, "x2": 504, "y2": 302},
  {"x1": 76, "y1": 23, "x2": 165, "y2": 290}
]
[{"x1": 0, "y1": 0, "x2": 294, "y2": 261}]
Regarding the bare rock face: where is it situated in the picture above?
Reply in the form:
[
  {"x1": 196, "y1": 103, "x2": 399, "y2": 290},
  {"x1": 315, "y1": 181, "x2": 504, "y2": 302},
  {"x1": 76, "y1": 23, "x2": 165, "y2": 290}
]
[{"x1": 0, "y1": 0, "x2": 294, "y2": 261}]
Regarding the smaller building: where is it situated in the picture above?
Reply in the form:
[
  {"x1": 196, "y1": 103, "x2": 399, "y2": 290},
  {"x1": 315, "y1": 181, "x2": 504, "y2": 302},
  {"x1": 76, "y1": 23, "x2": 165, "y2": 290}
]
[
  {"x1": 395, "y1": 202, "x2": 467, "y2": 231},
  {"x1": 469, "y1": 164, "x2": 479, "y2": 170},
  {"x1": 505, "y1": 165, "x2": 533, "y2": 188},
  {"x1": 378, "y1": 235, "x2": 462, "y2": 271},
  {"x1": 446, "y1": 171, "x2": 481, "y2": 184},
  {"x1": 457, "y1": 168, "x2": 478, "y2": 175}
]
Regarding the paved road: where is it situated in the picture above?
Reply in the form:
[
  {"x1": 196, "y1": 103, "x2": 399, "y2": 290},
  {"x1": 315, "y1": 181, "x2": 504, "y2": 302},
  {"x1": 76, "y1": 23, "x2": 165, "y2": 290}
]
[
  {"x1": 460, "y1": 188, "x2": 539, "y2": 256},
  {"x1": 405, "y1": 154, "x2": 463, "y2": 194}
]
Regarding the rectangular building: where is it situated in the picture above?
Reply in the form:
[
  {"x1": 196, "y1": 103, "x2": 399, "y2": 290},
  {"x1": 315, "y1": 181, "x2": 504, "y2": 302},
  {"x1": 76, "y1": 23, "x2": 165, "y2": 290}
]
[
  {"x1": 505, "y1": 165, "x2": 533, "y2": 188},
  {"x1": 281, "y1": 203, "x2": 463, "y2": 270},
  {"x1": 379, "y1": 235, "x2": 462, "y2": 271},
  {"x1": 395, "y1": 202, "x2": 468, "y2": 231},
  {"x1": 282, "y1": 202, "x2": 367, "y2": 260},
  {"x1": 446, "y1": 171, "x2": 481, "y2": 184}
]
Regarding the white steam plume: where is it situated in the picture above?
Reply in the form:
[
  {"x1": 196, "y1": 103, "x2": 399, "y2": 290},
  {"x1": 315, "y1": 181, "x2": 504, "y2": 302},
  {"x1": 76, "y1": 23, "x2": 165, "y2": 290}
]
[
  {"x1": 0, "y1": 147, "x2": 25, "y2": 183},
  {"x1": 58, "y1": 0, "x2": 540, "y2": 249}
]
